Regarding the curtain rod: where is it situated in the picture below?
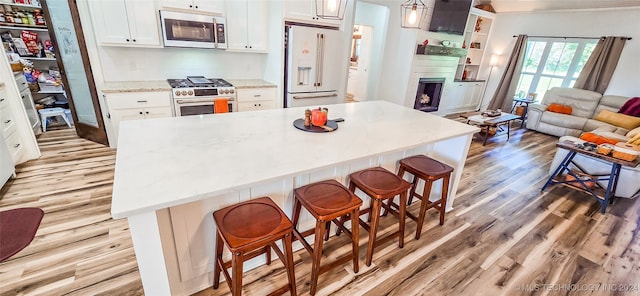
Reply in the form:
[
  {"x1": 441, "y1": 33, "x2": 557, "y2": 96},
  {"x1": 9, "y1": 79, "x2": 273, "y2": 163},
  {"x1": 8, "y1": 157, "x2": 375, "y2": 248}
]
[{"x1": 512, "y1": 35, "x2": 632, "y2": 40}]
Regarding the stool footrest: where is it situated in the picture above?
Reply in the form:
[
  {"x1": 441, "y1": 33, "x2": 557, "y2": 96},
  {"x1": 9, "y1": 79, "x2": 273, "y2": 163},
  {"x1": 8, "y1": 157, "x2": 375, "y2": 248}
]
[{"x1": 318, "y1": 253, "x2": 355, "y2": 275}]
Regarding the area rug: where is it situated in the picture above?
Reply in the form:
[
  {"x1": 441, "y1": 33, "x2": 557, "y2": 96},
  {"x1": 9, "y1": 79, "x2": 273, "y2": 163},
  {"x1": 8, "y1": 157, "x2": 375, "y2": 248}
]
[{"x1": 0, "y1": 207, "x2": 44, "y2": 262}]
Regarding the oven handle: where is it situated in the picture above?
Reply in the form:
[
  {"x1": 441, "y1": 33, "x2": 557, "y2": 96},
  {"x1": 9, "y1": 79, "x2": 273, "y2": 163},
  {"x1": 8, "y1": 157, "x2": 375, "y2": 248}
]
[
  {"x1": 176, "y1": 98, "x2": 234, "y2": 104},
  {"x1": 292, "y1": 93, "x2": 337, "y2": 100}
]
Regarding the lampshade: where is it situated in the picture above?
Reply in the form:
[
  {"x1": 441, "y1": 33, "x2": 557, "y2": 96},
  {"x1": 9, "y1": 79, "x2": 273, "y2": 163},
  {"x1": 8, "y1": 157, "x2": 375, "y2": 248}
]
[
  {"x1": 316, "y1": 0, "x2": 348, "y2": 20},
  {"x1": 401, "y1": 0, "x2": 427, "y2": 28},
  {"x1": 489, "y1": 54, "x2": 500, "y2": 66}
]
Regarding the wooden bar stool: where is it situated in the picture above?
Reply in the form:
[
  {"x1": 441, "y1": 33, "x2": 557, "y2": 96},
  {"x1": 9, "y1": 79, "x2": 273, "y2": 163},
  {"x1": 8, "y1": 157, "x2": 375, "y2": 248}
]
[
  {"x1": 212, "y1": 197, "x2": 296, "y2": 296},
  {"x1": 397, "y1": 155, "x2": 453, "y2": 239},
  {"x1": 347, "y1": 167, "x2": 411, "y2": 266},
  {"x1": 292, "y1": 179, "x2": 362, "y2": 295}
]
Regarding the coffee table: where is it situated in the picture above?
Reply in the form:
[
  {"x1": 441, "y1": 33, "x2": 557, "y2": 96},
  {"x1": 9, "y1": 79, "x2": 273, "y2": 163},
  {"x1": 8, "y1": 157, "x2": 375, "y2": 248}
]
[{"x1": 460, "y1": 111, "x2": 521, "y2": 145}]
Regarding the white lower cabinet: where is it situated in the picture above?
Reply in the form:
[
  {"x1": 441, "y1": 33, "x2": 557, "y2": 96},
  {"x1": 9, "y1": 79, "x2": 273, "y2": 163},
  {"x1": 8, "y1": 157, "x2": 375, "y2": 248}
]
[
  {"x1": 236, "y1": 87, "x2": 277, "y2": 112},
  {"x1": 444, "y1": 81, "x2": 485, "y2": 113},
  {"x1": 105, "y1": 91, "x2": 173, "y2": 145}
]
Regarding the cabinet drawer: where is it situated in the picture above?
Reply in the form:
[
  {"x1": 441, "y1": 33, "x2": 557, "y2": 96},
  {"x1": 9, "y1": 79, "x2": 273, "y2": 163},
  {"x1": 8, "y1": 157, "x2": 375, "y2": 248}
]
[
  {"x1": 1, "y1": 104, "x2": 17, "y2": 136},
  {"x1": 5, "y1": 130, "x2": 24, "y2": 163},
  {"x1": 106, "y1": 91, "x2": 172, "y2": 109},
  {"x1": 238, "y1": 101, "x2": 276, "y2": 112},
  {"x1": 236, "y1": 87, "x2": 276, "y2": 102}
]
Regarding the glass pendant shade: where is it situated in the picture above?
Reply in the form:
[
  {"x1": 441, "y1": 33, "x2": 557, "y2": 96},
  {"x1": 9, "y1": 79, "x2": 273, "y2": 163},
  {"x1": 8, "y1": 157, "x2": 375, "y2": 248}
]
[
  {"x1": 316, "y1": 0, "x2": 348, "y2": 20},
  {"x1": 401, "y1": 0, "x2": 427, "y2": 28}
]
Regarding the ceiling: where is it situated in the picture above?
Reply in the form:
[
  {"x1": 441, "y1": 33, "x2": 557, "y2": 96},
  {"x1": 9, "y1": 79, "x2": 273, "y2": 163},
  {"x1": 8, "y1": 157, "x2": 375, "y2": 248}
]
[{"x1": 478, "y1": 0, "x2": 640, "y2": 13}]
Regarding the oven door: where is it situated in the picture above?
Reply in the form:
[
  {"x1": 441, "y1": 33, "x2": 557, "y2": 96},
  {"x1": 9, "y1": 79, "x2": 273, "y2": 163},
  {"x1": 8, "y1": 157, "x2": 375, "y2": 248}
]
[
  {"x1": 160, "y1": 11, "x2": 227, "y2": 49},
  {"x1": 174, "y1": 98, "x2": 234, "y2": 117}
]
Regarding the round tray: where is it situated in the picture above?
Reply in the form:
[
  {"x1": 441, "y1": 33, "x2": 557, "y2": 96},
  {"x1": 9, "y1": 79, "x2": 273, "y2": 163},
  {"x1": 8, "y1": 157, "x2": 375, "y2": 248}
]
[{"x1": 293, "y1": 119, "x2": 339, "y2": 133}]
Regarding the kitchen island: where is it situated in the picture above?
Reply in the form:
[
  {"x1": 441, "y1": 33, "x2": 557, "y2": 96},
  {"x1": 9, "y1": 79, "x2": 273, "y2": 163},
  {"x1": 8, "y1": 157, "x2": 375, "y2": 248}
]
[{"x1": 112, "y1": 101, "x2": 479, "y2": 295}]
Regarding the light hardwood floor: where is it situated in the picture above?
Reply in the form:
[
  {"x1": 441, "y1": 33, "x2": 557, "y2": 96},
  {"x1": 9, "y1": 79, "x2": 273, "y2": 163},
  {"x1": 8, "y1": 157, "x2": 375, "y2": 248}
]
[{"x1": 1, "y1": 125, "x2": 639, "y2": 296}]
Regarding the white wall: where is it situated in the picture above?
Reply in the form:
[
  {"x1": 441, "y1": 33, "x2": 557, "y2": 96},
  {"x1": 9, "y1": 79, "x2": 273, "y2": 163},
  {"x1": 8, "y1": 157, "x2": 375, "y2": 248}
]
[{"x1": 482, "y1": 7, "x2": 640, "y2": 106}]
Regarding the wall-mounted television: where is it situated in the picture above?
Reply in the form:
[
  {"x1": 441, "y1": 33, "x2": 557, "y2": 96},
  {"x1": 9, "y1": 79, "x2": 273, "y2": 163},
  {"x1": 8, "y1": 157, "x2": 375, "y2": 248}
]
[{"x1": 428, "y1": 0, "x2": 473, "y2": 36}]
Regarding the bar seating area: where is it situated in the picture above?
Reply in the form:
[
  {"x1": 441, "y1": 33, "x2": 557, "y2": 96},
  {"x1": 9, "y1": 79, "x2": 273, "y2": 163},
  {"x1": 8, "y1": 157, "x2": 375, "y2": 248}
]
[{"x1": 211, "y1": 155, "x2": 454, "y2": 295}]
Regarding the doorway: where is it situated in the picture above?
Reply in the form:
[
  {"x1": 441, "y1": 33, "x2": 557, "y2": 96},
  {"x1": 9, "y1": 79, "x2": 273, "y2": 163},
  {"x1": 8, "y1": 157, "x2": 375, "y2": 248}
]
[
  {"x1": 346, "y1": 25, "x2": 373, "y2": 102},
  {"x1": 41, "y1": 0, "x2": 107, "y2": 145}
]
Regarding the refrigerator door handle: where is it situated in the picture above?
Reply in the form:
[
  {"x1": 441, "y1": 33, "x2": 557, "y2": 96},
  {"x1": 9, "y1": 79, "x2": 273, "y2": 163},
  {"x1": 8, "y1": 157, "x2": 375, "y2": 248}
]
[
  {"x1": 292, "y1": 93, "x2": 338, "y2": 99},
  {"x1": 314, "y1": 33, "x2": 321, "y2": 87},
  {"x1": 318, "y1": 33, "x2": 324, "y2": 87}
]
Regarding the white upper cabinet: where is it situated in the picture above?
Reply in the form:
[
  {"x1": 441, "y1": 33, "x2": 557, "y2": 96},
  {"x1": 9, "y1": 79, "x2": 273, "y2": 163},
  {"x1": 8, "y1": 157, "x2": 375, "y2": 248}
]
[
  {"x1": 226, "y1": 0, "x2": 268, "y2": 52},
  {"x1": 284, "y1": 0, "x2": 342, "y2": 27},
  {"x1": 160, "y1": 0, "x2": 225, "y2": 15},
  {"x1": 89, "y1": 0, "x2": 161, "y2": 47}
]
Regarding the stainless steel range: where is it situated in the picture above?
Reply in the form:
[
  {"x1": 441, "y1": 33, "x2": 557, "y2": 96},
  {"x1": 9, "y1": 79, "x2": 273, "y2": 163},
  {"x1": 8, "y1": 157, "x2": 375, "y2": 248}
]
[{"x1": 168, "y1": 76, "x2": 236, "y2": 116}]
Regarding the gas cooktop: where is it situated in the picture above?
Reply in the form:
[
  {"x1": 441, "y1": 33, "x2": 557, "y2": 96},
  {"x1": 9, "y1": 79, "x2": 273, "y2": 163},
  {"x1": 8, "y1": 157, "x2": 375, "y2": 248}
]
[{"x1": 167, "y1": 76, "x2": 233, "y2": 88}]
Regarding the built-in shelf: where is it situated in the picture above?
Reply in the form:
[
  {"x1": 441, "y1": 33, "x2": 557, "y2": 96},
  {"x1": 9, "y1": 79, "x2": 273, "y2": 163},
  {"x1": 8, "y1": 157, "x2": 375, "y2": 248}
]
[
  {"x1": 23, "y1": 57, "x2": 56, "y2": 61},
  {"x1": 0, "y1": 24, "x2": 48, "y2": 32},
  {"x1": 38, "y1": 90, "x2": 64, "y2": 94},
  {"x1": 3, "y1": 3, "x2": 42, "y2": 9}
]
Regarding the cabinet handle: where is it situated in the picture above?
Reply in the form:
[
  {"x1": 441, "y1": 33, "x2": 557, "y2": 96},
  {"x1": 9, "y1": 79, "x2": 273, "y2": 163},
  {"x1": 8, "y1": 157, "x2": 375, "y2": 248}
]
[
  {"x1": 4, "y1": 120, "x2": 11, "y2": 123},
  {"x1": 126, "y1": 38, "x2": 130, "y2": 42},
  {"x1": 249, "y1": 46, "x2": 252, "y2": 49},
  {"x1": 132, "y1": 39, "x2": 136, "y2": 42},
  {"x1": 145, "y1": 111, "x2": 149, "y2": 114},
  {"x1": 0, "y1": 98, "x2": 4, "y2": 102},
  {"x1": 137, "y1": 100, "x2": 148, "y2": 103},
  {"x1": 189, "y1": 4, "x2": 193, "y2": 8},
  {"x1": 13, "y1": 143, "x2": 20, "y2": 148},
  {"x1": 253, "y1": 94, "x2": 261, "y2": 97},
  {"x1": 21, "y1": 95, "x2": 25, "y2": 99},
  {"x1": 139, "y1": 111, "x2": 143, "y2": 115},
  {"x1": 21, "y1": 82, "x2": 26, "y2": 85},
  {"x1": 195, "y1": 5, "x2": 198, "y2": 8}
]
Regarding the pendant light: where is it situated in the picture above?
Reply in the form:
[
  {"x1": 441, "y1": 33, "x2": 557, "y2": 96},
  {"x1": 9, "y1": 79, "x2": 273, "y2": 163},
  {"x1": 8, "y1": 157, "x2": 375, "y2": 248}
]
[
  {"x1": 401, "y1": 0, "x2": 427, "y2": 28},
  {"x1": 316, "y1": 0, "x2": 348, "y2": 20}
]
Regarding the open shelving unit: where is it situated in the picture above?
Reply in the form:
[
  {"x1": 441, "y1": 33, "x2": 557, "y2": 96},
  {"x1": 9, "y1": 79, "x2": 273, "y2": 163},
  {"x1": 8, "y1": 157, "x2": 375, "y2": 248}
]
[
  {"x1": 1, "y1": 1, "x2": 68, "y2": 133},
  {"x1": 456, "y1": 8, "x2": 495, "y2": 81}
]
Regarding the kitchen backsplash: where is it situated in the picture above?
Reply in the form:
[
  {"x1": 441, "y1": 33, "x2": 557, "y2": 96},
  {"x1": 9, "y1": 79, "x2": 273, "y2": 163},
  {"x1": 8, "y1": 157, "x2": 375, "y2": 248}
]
[{"x1": 98, "y1": 46, "x2": 268, "y2": 81}]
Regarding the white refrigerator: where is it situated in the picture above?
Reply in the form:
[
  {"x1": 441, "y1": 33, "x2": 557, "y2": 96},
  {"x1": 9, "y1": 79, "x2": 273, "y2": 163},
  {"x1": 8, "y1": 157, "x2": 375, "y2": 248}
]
[{"x1": 285, "y1": 25, "x2": 344, "y2": 108}]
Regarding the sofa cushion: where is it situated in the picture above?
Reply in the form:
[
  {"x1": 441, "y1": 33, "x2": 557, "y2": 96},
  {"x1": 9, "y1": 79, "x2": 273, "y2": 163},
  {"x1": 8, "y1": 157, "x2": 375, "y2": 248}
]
[
  {"x1": 585, "y1": 119, "x2": 629, "y2": 136},
  {"x1": 541, "y1": 87, "x2": 602, "y2": 118},
  {"x1": 593, "y1": 109, "x2": 640, "y2": 130},
  {"x1": 547, "y1": 103, "x2": 573, "y2": 114},
  {"x1": 541, "y1": 111, "x2": 587, "y2": 129}
]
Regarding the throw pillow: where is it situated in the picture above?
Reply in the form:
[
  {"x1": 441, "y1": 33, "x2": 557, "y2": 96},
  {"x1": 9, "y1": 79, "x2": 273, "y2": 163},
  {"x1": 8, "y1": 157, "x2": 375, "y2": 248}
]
[
  {"x1": 580, "y1": 132, "x2": 619, "y2": 145},
  {"x1": 627, "y1": 126, "x2": 640, "y2": 138},
  {"x1": 628, "y1": 133, "x2": 640, "y2": 145},
  {"x1": 547, "y1": 103, "x2": 573, "y2": 114},
  {"x1": 593, "y1": 109, "x2": 640, "y2": 130},
  {"x1": 618, "y1": 97, "x2": 640, "y2": 117}
]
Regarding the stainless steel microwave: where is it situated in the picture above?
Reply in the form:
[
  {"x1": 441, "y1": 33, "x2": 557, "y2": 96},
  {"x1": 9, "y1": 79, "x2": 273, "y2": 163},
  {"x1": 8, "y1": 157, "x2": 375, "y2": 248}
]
[{"x1": 159, "y1": 10, "x2": 227, "y2": 49}]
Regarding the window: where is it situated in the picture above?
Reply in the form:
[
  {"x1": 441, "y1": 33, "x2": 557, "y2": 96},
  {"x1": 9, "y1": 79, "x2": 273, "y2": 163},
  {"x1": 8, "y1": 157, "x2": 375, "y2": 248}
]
[{"x1": 515, "y1": 38, "x2": 597, "y2": 100}]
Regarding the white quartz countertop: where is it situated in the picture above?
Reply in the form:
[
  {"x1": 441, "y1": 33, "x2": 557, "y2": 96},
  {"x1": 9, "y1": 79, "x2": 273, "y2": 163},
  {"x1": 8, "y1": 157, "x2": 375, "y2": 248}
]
[
  {"x1": 226, "y1": 79, "x2": 276, "y2": 89},
  {"x1": 111, "y1": 101, "x2": 479, "y2": 218},
  {"x1": 102, "y1": 81, "x2": 171, "y2": 93}
]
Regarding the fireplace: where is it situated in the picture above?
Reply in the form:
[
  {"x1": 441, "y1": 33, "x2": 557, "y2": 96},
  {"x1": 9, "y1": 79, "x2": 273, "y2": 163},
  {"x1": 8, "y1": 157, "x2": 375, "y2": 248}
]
[{"x1": 414, "y1": 78, "x2": 445, "y2": 112}]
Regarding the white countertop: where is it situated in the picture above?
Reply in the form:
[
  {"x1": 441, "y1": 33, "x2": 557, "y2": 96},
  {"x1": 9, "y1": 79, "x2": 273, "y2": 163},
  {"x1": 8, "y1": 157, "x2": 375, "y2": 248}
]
[
  {"x1": 111, "y1": 101, "x2": 479, "y2": 218},
  {"x1": 226, "y1": 79, "x2": 276, "y2": 89},
  {"x1": 102, "y1": 80, "x2": 171, "y2": 93}
]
